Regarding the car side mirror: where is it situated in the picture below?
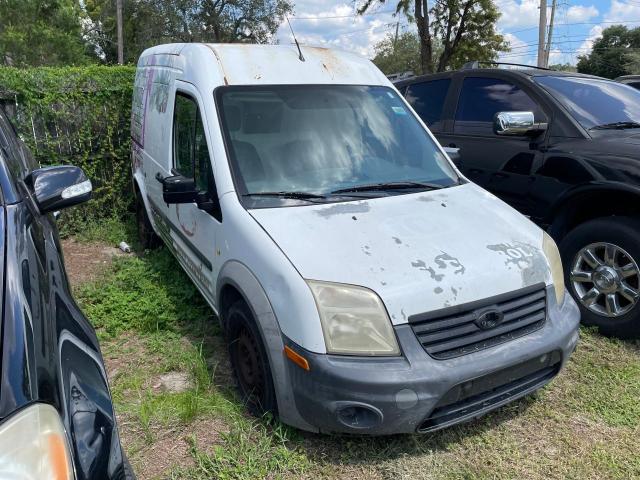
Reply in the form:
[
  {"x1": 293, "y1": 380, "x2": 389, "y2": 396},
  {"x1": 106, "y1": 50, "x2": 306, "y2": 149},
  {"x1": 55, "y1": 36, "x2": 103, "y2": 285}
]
[
  {"x1": 442, "y1": 146, "x2": 461, "y2": 166},
  {"x1": 494, "y1": 111, "x2": 546, "y2": 136},
  {"x1": 25, "y1": 166, "x2": 92, "y2": 214},
  {"x1": 159, "y1": 174, "x2": 200, "y2": 204}
]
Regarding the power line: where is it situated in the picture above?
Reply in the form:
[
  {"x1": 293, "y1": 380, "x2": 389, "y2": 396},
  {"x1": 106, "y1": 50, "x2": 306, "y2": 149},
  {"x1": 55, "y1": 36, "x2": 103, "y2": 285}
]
[
  {"x1": 506, "y1": 18, "x2": 640, "y2": 35},
  {"x1": 291, "y1": 9, "x2": 399, "y2": 21}
]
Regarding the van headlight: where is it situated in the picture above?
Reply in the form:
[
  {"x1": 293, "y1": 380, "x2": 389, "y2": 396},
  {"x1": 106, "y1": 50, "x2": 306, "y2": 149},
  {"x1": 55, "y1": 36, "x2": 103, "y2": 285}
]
[
  {"x1": 0, "y1": 403, "x2": 74, "y2": 479},
  {"x1": 307, "y1": 280, "x2": 400, "y2": 356},
  {"x1": 543, "y1": 231, "x2": 565, "y2": 305}
]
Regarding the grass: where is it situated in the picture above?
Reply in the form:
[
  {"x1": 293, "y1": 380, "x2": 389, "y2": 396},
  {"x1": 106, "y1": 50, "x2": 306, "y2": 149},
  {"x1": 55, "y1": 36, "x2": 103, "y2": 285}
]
[{"x1": 73, "y1": 220, "x2": 640, "y2": 480}]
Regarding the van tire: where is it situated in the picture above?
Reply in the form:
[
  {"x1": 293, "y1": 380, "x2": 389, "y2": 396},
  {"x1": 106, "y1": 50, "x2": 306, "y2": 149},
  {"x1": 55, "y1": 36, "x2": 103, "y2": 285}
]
[
  {"x1": 226, "y1": 299, "x2": 278, "y2": 417},
  {"x1": 136, "y1": 194, "x2": 161, "y2": 250},
  {"x1": 560, "y1": 216, "x2": 640, "y2": 339}
]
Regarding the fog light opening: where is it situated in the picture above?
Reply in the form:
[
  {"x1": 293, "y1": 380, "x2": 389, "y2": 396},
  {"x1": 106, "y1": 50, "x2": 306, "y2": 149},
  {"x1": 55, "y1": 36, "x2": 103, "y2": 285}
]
[{"x1": 336, "y1": 404, "x2": 382, "y2": 429}]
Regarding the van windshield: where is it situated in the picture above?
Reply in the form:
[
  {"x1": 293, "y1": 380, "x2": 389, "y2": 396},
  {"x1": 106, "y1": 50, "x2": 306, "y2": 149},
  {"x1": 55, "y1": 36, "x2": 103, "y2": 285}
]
[{"x1": 217, "y1": 85, "x2": 460, "y2": 207}]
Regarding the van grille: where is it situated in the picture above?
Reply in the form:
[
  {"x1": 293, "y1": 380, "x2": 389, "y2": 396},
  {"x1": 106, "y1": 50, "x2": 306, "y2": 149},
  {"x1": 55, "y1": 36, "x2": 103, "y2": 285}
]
[{"x1": 409, "y1": 284, "x2": 547, "y2": 360}]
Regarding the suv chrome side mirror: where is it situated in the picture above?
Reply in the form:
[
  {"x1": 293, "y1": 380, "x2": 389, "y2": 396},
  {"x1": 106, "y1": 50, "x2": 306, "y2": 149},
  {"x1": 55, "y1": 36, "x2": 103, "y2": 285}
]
[
  {"x1": 442, "y1": 146, "x2": 461, "y2": 165},
  {"x1": 25, "y1": 166, "x2": 92, "y2": 214},
  {"x1": 494, "y1": 111, "x2": 544, "y2": 136}
]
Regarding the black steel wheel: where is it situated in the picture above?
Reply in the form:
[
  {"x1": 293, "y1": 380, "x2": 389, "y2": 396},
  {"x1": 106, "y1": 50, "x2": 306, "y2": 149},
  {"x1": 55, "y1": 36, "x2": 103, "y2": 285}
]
[{"x1": 226, "y1": 299, "x2": 277, "y2": 416}]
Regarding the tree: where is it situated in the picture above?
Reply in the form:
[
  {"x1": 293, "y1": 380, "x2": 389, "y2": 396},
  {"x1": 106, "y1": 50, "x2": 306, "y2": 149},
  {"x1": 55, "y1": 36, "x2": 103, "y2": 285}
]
[
  {"x1": 549, "y1": 63, "x2": 577, "y2": 72},
  {"x1": 0, "y1": 0, "x2": 94, "y2": 66},
  {"x1": 359, "y1": 0, "x2": 508, "y2": 74},
  {"x1": 372, "y1": 31, "x2": 421, "y2": 75},
  {"x1": 627, "y1": 52, "x2": 640, "y2": 75},
  {"x1": 83, "y1": 0, "x2": 292, "y2": 65},
  {"x1": 577, "y1": 25, "x2": 640, "y2": 79}
]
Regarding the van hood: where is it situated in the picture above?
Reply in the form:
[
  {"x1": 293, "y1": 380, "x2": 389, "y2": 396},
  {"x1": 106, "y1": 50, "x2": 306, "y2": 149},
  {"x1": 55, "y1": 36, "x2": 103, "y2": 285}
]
[{"x1": 249, "y1": 183, "x2": 552, "y2": 325}]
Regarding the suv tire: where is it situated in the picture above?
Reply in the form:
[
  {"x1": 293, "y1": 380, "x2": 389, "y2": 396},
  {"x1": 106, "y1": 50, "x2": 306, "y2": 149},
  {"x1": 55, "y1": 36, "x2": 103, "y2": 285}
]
[
  {"x1": 136, "y1": 193, "x2": 161, "y2": 250},
  {"x1": 226, "y1": 299, "x2": 278, "y2": 417},
  {"x1": 560, "y1": 216, "x2": 640, "y2": 339}
]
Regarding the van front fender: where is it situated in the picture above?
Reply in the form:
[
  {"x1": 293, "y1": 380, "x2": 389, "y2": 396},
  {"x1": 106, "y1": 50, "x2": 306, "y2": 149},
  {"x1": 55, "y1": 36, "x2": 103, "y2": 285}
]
[{"x1": 216, "y1": 260, "x2": 317, "y2": 432}]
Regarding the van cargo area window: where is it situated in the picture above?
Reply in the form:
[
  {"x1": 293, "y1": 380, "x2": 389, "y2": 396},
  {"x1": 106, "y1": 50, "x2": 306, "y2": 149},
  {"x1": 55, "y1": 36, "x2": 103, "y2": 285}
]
[{"x1": 216, "y1": 85, "x2": 460, "y2": 208}]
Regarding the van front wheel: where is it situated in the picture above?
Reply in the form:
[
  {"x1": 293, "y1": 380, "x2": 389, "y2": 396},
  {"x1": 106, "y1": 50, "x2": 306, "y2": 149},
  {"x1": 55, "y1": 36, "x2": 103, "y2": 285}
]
[
  {"x1": 560, "y1": 216, "x2": 640, "y2": 339},
  {"x1": 226, "y1": 299, "x2": 277, "y2": 417}
]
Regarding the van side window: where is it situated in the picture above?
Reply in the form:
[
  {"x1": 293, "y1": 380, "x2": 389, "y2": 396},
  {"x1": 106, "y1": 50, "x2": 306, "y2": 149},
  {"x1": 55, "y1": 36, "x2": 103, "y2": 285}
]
[
  {"x1": 194, "y1": 116, "x2": 212, "y2": 192},
  {"x1": 405, "y1": 79, "x2": 451, "y2": 131},
  {"x1": 172, "y1": 93, "x2": 221, "y2": 221},
  {"x1": 173, "y1": 94, "x2": 198, "y2": 177},
  {"x1": 173, "y1": 93, "x2": 214, "y2": 193}
]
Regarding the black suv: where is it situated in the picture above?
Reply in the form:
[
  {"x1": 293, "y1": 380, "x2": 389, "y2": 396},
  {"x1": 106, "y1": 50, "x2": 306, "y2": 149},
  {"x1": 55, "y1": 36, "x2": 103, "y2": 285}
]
[
  {"x1": 616, "y1": 75, "x2": 640, "y2": 90},
  {"x1": 0, "y1": 110, "x2": 133, "y2": 478},
  {"x1": 396, "y1": 64, "x2": 640, "y2": 339}
]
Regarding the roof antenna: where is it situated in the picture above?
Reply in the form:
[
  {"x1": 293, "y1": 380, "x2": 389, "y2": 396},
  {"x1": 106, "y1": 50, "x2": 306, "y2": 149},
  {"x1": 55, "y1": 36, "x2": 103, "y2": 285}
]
[{"x1": 287, "y1": 17, "x2": 305, "y2": 62}]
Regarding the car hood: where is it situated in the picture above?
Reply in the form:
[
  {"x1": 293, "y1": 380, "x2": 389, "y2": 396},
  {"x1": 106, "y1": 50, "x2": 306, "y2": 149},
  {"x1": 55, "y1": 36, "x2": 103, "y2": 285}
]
[{"x1": 250, "y1": 183, "x2": 552, "y2": 325}]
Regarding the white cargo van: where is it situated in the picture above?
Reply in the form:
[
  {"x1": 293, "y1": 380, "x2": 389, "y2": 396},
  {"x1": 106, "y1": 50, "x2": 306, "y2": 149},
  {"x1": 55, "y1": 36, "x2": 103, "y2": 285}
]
[{"x1": 131, "y1": 43, "x2": 580, "y2": 434}]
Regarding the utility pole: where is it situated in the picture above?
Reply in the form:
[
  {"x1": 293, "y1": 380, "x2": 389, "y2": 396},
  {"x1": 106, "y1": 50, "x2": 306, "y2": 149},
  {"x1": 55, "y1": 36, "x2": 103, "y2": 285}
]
[
  {"x1": 544, "y1": 0, "x2": 557, "y2": 67},
  {"x1": 116, "y1": 0, "x2": 124, "y2": 64},
  {"x1": 537, "y1": 0, "x2": 547, "y2": 68}
]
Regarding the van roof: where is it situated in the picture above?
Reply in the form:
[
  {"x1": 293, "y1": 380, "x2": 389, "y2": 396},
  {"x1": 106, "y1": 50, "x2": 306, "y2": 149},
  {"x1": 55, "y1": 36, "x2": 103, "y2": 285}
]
[{"x1": 138, "y1": 43, "x2": 389, "y2": 88}]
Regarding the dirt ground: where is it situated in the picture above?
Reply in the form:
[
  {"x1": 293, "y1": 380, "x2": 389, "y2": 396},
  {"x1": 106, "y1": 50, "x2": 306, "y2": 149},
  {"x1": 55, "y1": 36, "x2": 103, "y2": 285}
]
[
  {"x1": 62, "y1": 239, "x2": 227, "y2": 478},
  {"x1": 62, "y1": 238, "x2": 127, "y2": 287}
]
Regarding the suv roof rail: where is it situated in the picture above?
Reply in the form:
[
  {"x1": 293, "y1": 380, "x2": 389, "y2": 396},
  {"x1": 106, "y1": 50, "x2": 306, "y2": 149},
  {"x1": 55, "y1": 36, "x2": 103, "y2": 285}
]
[
  {"x1": 461, "y1": 61, "x2": 551, "y2": 71},
  {"x1": 387, "y1": 71, "x2": 415, "y2": 81}
]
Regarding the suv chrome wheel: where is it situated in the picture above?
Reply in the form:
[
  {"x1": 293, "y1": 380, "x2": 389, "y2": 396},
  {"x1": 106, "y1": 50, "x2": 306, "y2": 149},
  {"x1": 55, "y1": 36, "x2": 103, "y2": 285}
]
[{"x1": 570, "y1": 242, "x2": 640, "y2": 317}]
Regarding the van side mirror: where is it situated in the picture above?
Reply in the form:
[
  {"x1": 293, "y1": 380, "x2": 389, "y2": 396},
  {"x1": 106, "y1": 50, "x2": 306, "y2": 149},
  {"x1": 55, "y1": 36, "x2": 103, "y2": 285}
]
[
  {"x1": 157, "y1": 173, "x2": 220, "y2": 218},
  {"x1": 494, "y1": 111, "x2": 546, "y2": 136},
  {"x1": 25, "y1": 166, "x2": 92, "y2": 214},
  {"x1": 159, "y1": 174, "x2": 200, "y2": 204}
]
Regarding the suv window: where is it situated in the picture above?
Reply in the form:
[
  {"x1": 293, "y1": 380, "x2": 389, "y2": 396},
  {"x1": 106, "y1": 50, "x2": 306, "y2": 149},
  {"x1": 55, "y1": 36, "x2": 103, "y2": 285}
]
[
  {"x1": 172, "y1": 93, "x2": 214, "y2": 193},
  {"x1": 454, "y1": 77, "x2": 542, "y2": 134},
  {"x1": 405, "y1": 79, "x2": 451, "y2": 131}
]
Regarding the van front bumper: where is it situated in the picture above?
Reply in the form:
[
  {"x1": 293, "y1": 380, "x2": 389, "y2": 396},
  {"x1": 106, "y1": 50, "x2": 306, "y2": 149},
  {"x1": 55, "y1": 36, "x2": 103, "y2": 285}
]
[{"x1": 284, "y1": 287, "x2": 580, "y2": 435}]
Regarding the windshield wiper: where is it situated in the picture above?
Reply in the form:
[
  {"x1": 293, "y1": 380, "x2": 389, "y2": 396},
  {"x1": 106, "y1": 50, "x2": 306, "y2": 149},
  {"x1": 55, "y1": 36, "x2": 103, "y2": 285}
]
[
  {"x1": 331, "y1": 181, "x2": 448, "y2": 194},
  {"x1": 243, "y1": 191, "x2": 326, "y2": 200},
  {"x1": 590, "y1": 121, "x2": 640, "y2": 130}
]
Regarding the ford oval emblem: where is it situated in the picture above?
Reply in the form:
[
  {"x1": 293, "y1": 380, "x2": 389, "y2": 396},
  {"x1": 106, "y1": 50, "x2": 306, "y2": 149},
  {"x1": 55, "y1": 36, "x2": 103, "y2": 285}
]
[{"x1": 474, "y1": 309, "x2": 505, "y2": 330}]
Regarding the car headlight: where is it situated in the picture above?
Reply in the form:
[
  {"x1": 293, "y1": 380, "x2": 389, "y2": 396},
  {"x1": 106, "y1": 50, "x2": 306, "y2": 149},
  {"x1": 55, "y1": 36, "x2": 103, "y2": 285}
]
[
  {"x1": 0, "y1": 403, "x2": 74, "y2": 479},
  {"x1": 307, "y1": 280, "x2": 400, "y2": 356},
  {"x1": 543, "y1": 231, "x2": 565, "y2": 305}
]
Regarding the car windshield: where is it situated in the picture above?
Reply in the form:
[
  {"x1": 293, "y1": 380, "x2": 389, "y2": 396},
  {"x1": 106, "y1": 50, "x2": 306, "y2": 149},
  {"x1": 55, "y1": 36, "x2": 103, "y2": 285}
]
[
  {"x1": 217, "y1": 85, "x2": 459, "y2": 207},
  {"x1": 534, "y1": 76, "x2": 640, "y2": 131}
]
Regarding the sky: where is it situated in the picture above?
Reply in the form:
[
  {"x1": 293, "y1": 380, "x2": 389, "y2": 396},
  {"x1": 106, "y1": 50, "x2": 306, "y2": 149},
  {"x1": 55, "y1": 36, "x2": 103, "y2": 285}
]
[{"x1": 276, "y1": 0, "x2": 640, "y2": 66}]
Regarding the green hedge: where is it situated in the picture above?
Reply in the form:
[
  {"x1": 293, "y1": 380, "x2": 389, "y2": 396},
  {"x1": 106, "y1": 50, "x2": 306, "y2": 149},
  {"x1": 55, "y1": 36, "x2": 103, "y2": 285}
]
[{"x1": 0, "y1": 66, "x2": 136, "y2": 233}]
